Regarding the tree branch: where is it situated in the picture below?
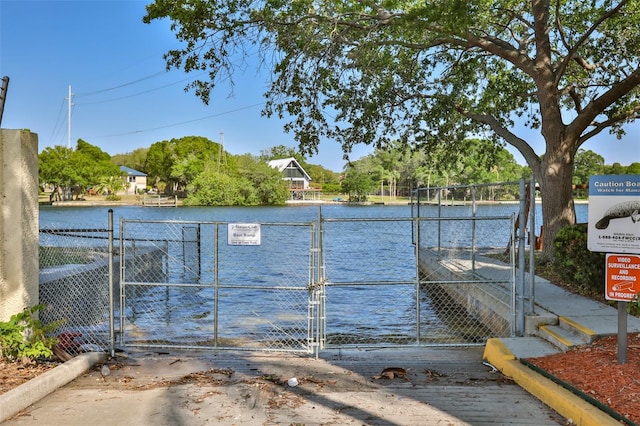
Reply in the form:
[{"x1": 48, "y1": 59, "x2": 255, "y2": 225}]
[{"x1": 463, "y1": 110, "x2": 541, "y2": 169}]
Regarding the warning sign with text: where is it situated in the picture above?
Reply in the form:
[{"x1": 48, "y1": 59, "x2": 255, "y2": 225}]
[
  {"x1": 605, "y1": 254, "x2": 640, "y2": 301},
  {"x1": 227, "y1": 223, "x2": 261, "y2": 246},
  {"x1": 587, "y1": 175, "x2": 640, "y2": 254}
]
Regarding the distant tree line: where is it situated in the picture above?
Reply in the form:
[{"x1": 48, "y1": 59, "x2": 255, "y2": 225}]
[
  {"x1": 39, "y1": 139, "x2": 121, "y2": 201},
  {"x1": 39, "y1": 136, "x2": 637, "y2": 205}
]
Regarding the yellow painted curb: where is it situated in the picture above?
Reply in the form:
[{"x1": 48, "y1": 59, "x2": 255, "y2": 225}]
[
  {"x1": 539, "y1": 324, "x2": 575, "y2": 348},
  {"x1": 559, "y1": 317, "x2": 598, "y2": 340},
  {"x1": 483, "y1": 338, "x2": 619, "y2": 426}
]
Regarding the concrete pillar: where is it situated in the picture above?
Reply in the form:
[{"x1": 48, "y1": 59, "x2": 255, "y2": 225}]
[{"x1": 0, "y1": 129, "x2": 39, "y2": 321}]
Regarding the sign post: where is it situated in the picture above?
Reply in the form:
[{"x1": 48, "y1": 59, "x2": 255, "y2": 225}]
[
  {"x1": 588, "y1": 175, "x2": 640, "y2": 365},
  {"x1": 605, "y1": 254, "x2": 640, "y2": 363}
]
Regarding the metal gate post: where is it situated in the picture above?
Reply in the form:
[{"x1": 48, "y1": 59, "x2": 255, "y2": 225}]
[
  {"x1": 316, "y1": 206, "x2": 326, "y2": 353},
  {"x1": 108, "y1": 209, "x2": 115, "y2": 357},
  {"x1": 471, "y1": 186, "x2": 477, "y2": 274},
  {"x1": 213, "y1": 223, "x2": 220, "y2": 348},
  {"x1": 309, "y1": 219, "x2": 320, "y2": 357},
  {"x1": 437, "y1": 190, "x2": 442, "y2": 253},
  {"x1": 119, "y1": 217, "x2": 125, "y2": 346},
  {"x1": 510, "y1": 213, "x2": 518, "y2": 337},
  {"x1": 414, "y1": 216, "x2": 421, "y2": 344},
  {"x1": 517, "y1": 178, "x2": 527, "y2": 335},
  {"x1": 527, "y1": 176, "x2": 536, "y2": 314}
]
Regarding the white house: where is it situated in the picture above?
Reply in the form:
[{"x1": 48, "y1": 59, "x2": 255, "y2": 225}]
[
  {"x1": 120, "y1": 166, "x2": 148, "y2": 194},
  {"x1": 267, "y1": 157, "x2": 311, "y2": 189}
]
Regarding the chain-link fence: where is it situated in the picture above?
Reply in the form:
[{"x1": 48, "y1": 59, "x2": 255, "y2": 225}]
[
  {"x1": 118, "y1": 219, "x2": 318, "y2": 353},
  {"x1": 413, "y1": 180, "x2": 536, "y2": 336},
  {"x1": 37, "y1": 188, "x2": 529, "y2": 355},
  {"x1": 320, "y1": 218, "x2": 419, "y2": 347},
  {"x1": 415, "y1": 216, "x2": 516, "y2": 339},
  {"x1": 39, "y1": 227, "x2": 113, "y2": 354},
  {"x1": 319, "y1": 214, "x2": 512, "y2": 348}
]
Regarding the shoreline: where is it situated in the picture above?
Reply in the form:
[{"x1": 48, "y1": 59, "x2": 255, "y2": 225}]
[{"x1": 41, "y1": 197, "x2": 590, "y2": 208}]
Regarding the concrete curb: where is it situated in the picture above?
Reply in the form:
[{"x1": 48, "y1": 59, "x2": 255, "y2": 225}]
[
  {"x1": 483, "y1": 338, "x2": 619, "y2": 426},
  {"x1": 0, "y1": 352, "x2": 107, "y2": 423}
]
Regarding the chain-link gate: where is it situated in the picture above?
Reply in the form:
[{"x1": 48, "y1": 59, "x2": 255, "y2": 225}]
[
  {"x1": 319, "y1": 218, "x2": 419, "y2": 347},
  {"x1": 118, "y1": 219, "x2": 319, "y2": 353},
  {"x1": 412, "y1": 179, "x2": 537, "y2": 339},
  {"x1": 38, "y1": 180, "x2": 531, "y2": 354},
  {"x1": 39, "y1": 226, "x2": 114, "y2": 354},
  {"x1": 318, "y1": 213, "x2": 516, "y2": 349}
]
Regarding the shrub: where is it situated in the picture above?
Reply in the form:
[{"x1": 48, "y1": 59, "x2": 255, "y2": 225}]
[
  {"x1": 0, "y1": 305, "x2": 60, "y2": 361},
  {"x1": 552, "y1": 223, "x2": 605, "y2": 295}
]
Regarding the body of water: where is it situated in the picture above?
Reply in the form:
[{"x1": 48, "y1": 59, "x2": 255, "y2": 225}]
[
  {"x1": 39, "y1": 202, "x2": 589, "y2": 349},
  {"x1": 39, "y1": 202, "x2": 589, "y2": 229}
]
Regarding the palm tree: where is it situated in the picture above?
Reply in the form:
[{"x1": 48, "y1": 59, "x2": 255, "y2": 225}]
[{"x1": 93, "y1": 175, "x2": 126, "y2": 201}]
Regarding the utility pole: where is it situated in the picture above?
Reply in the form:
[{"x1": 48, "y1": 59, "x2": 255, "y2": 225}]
[
  {"x1": 66, "y1": 85, "x2": 74, "y2": 149},
  {"x1": 0, "y1": 76, "x2": 9, "y2": 127},
  {"x1": 218, "y1": 130, "x2": 225, "y2": 172}
]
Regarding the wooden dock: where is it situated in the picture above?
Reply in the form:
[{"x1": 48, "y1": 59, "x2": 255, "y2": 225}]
[{"x1": 141, "y1": 194, "x2": 178, "y2": 207}]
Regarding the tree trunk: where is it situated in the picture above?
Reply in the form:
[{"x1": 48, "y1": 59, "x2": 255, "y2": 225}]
[{"x1": 537, "y1": 147, "x2": 577, "y2": 261}]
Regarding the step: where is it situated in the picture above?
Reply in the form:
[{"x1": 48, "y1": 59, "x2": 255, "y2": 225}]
[
  {"x1": 537, "y1": 322, "x2": 592, "y2": 352},
  {"x1": 557, "y1": 316, "x2": 598, "y2": 343}
]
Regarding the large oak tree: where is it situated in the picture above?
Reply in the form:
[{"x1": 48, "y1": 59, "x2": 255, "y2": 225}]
[{"x1": 144, "y1": 0, "x2": 640, "y2": 259}]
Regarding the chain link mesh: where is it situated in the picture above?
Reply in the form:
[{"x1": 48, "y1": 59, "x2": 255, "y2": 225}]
[
  {"x1": 321, "y1": 218, "x2": 422, "y2": 347},
  {"x1": 413, "y1": 182, "x2": 522, "y2": 340},
  {"x1": 320, "y1": 184, "x2": 519, "y2": 348},
  {"x1": 119, "y1": 220, "x2": 315, "y2": 352},
  {"x1": 38, "y1": 190, "x2": 522, "y2": 355},
  {"x1": 39, "y1": 228, "x2": 112, "y2": 354}
]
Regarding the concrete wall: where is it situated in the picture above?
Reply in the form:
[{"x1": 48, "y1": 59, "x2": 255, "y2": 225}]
[
  {"x1": 418, "y1": 250, "x2": 512, "y2": 336},
  {"x1": 0, "y1": 129, "x2": 39, "y2": 322}
]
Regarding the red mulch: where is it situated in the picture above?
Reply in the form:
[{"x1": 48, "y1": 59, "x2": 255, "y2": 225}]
[{"x1": 526, "y1": 332, "x2": 640, "y2": 424}]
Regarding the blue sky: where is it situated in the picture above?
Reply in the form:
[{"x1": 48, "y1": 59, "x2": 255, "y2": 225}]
[{"x1": 1, "y1": 1, "x2": 638, "y2": 173}]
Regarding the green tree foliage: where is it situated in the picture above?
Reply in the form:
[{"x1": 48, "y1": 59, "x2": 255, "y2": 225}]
[
  {"x1": 627, "y1": 162, "x2": 640, "y2": 174},
  {"x1": 604, "y1": 161, "x2": 640, "y2": 175},
  {"x1": 111, "y1": 147, "x2": 149, "y2": 173},
  {"x1": 303, "y1": 163, "x2": 340, "y2": 187},
  {"x1": 573, "y1": 149, "x2": 605, "y2": 185},
  {"x1": 341, "y1": 157, "x2": 377, "y2": 201},
  {"x1": 74, "y1": 139, "x2": 122, "y2": 187},
  {"x1": 259, "y1": 145, "x2": 302, "y2": 163},
  {"x1": 145, "y1": 136, "x2": 224, "y2": 193},
  {"x1": 144, "y1": 0, "x2": 640, "y2": 260},
  {"x1": 144, "y1": 139, "x2": 174, "y2": 191},
  {"x1": 184, "y1": 154, "x2": 289, "y2": 206},
  {"x1": 39, "y1": 145, "x2": 75, "y2": 190},
  {"x1": 552, "y1": 224, "x2": 605, "y2": 295},
  {"x1": 94, "y1": 175, "x2": 127, "y2": 201},
  {"x1": 184, "y1": 171, "x2": 252, "y2": 205},
  {"x1": 233, "y1": 154, "x2": 290, "y2": 204},
  {"x1": 341, "y1": 139, "x2": 526, "y2": 199},
  {"x1": 39, "y1": 139, "x2": 120, "y2": 200},
  {"x1": 0, "y1": 305, "x2": 60, "y2": 361}
]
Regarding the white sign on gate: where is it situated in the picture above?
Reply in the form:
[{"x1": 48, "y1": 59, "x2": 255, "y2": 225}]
[
  {"x1": 587, "y1": 175, "x2": 640, "y2": 254},
  {"x1": 228, "y1": 223, "x2": 261, "y2": 246}
]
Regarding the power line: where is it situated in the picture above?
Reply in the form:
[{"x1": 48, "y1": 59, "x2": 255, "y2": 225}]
[
  {"x1": 86, "y1": 102, "x2": 265, "y2": 139},
  {"x1": 77, "y1": 72, "x2": 206, "y2": 105},
  {"x1": 49, "y1": 98, "x2": 68, "y2": 145},
  {"x1": 74, "y1": 71, "x2": 166, "y2": 97}
]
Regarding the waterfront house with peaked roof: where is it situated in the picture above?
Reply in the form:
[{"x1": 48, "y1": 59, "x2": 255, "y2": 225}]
[
  {"x1": 120, "y1": 166, "x2": 147, "y2": 194},
  {"x1": 268, "y1": 157, "x2": 321, "y2": 201}
]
